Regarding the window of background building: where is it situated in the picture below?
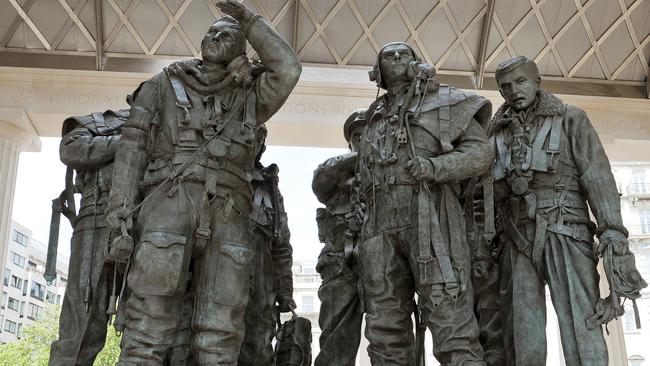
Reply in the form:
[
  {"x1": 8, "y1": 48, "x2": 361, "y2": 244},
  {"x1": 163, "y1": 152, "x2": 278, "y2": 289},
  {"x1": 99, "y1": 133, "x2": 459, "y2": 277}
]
[
  {"x1": 30, "y1": 282, "x2": 44, "y2": 301},
  {"x1": 640, "y1": 208, "x2": 650, "y2": 235},
  {"x1": 3, "y1": 269, "x2": 10, "y2": 286},
  {"x1": 16, "y1": 323, "x2": 22, "y2": 339},
  {"x1": 11, "y1": 252, "x2": 25, "y2": 268},
  {"x1": 1, "y1": 292, "x2": 6, "y2": 308},
  {"x1": 631, "y1": 169, "x2": 649, "y2": 194},
  {"x1": 7, "y1": 297, "x2": 19, "y2": 312},
  {"x1": 28, "y1": 303, "x2": 43, "y2": 320},
  {"x1": 27, "y1": 261, "x2": 37, "y2": 271},
  {"x1": 624, "y1": 311, "x2": 636, "y2": 332},
  {"x1": 628, "y1": 355, "x2": 645, "y2": 366},
  {"x1": 22, "y1": 280, "x2": 27, "y2": 296},
  {"x1": 4, "y1": 320, "x2": 16, "y2": 334},
  {"x1": 0, "y1": 315, "x2": 3, "y2": 333},
  {"x1": 46, "y1": 291, "x2": 56, "y2": 304},
  {"x1": 302, "y1": 265, "x2": 316, "y2": 274},
  {"x1": 56, "y1": 294, "x2": 61, "y2": 304},
  {"x1": 10, "y1": 275, "x2": 22, "y2": 290},
  {"x1": 302, "y1": 295, "x2": 314, "y2": 312},
  {"x1": 11, "y1": 229, "x2": 28, "y2": 247}
]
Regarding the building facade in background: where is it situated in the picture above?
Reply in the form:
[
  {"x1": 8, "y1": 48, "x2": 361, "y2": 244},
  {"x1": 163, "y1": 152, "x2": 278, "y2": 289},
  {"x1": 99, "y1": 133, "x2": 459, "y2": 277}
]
[
  {"x1": 612, "y1": 163, "x2": 650, "y2": 366},
  {"x1": 0, "y1": 221, "x2": 68, "y2": 343}
]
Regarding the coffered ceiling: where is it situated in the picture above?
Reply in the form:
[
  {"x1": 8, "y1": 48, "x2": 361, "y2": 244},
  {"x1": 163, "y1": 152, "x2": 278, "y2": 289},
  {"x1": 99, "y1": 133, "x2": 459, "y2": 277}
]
[{"x1": 0, "y1": 0, "x2": 648, "y2": 98}]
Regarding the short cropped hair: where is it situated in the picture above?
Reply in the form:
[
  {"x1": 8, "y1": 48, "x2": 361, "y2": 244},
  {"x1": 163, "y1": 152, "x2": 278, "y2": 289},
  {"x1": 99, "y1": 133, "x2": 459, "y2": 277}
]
[{"x1": 495, "y1": 56, "x2": 539, "y2": 80}]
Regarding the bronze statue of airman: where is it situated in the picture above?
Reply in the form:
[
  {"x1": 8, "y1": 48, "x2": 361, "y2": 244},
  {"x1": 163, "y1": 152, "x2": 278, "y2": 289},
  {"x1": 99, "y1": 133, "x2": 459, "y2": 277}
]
[
  {"x1": 106, "y1": 1, "x2": 301, "y2": 364},
  {"x1": 488, "y1": 56, "x2": 647, "y2": 366},
  {"x1": 312, "y1": 108, "x2": 366, "y2": 366},
  {"x1": 355, "y1": 42, "x2": 493, "y2": 366}
]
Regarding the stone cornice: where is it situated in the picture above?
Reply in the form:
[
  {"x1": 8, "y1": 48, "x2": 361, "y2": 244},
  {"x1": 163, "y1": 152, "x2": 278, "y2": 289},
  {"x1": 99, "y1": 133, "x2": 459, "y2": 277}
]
[{"x1": 0, "y1": 107, "x2": 41, "y2": 152}]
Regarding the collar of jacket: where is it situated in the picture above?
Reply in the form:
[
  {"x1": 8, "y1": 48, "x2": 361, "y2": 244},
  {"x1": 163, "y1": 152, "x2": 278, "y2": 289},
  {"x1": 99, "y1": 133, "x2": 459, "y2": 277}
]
[
  {"x1": 406, "y1": 84, "x2": 469, "y2": 113},
  {"x1": 490, "y1": 90, "x2": 564, "y2": 133}
]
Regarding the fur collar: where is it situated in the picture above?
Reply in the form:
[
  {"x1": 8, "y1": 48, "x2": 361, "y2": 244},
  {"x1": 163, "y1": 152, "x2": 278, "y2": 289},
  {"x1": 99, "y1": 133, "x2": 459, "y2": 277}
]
[
  {"x1": 490, "y1": 90, "x2": 564, "y2": 133},
  {"x1": 165, "y1": 56, "x2": 261, "y2": 95}
]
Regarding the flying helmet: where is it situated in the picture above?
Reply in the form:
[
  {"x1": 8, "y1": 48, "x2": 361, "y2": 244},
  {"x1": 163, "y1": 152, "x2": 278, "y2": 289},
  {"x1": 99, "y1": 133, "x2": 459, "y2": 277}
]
[
  {"x1": 343, "y1": 108, "x2": 368, "y2": 143},
  {"x1": 368, "y1": 42, "x2": 421, "y2": 89}
]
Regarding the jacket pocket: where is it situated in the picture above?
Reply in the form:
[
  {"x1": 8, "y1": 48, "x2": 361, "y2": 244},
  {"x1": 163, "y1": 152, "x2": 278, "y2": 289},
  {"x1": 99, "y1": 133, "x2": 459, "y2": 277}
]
[
  {"x1": 128, "y1": 232, "x2": 187, "y2": 296},
  {"x1": 357, "y1": 235, "x2": 387, "y2": 297},
  {"x1": 213, "y1": 242, "x2": 254, "y2": 306}
]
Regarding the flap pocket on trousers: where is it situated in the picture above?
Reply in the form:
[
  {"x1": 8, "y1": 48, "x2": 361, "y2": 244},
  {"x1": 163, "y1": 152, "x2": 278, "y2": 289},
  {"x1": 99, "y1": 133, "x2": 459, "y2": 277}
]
[{"x1": 140, "y1": 231, "x2": 187, "y2": 248}]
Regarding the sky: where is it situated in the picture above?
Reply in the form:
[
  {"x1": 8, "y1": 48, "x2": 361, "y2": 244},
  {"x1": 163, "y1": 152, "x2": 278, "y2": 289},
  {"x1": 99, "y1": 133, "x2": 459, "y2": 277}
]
[{"x1": 12, "y1": 137, "x2": 346, "y2": 264}]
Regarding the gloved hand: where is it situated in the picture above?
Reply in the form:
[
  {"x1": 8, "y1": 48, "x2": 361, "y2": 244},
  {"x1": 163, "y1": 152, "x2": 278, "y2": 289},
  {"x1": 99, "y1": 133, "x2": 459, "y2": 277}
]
[
  {"x1": 595, "y1": 229, "x2": 628, "y2": 257},
  {"x1": 215, "y1": 0, "x2": 255, "y2": 24},
  {"x1": 276, "y1": 295, "x2": 297, "y2": 313},
  {"x1": 586, "y1": 295, "x2": 624, "y2": 329},
  {"x1": 106, "y1": 205, "x2": 133, "y2": 234},
  {"x1": 406, "y1": 157, "x2": 435, "y2": 181}
]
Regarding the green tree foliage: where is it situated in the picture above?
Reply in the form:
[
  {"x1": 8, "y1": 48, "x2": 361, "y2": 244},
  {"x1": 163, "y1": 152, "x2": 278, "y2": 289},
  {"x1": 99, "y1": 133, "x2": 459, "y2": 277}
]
[{"x1": 0, "y1": 305, "x2": 121, "y2": 366}]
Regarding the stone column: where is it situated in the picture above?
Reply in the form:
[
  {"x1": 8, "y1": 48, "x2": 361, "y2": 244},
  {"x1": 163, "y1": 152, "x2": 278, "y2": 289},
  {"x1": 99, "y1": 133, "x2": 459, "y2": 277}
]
[{"x1": 0, "y1": 108, "x2": 40, "y2": 283}]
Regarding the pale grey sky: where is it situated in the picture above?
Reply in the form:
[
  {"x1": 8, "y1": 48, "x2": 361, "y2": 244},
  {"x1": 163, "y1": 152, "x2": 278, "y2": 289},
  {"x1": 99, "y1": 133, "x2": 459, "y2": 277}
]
[{"x1": 12, "y1": 137, "x2": 345, "y2": 264}]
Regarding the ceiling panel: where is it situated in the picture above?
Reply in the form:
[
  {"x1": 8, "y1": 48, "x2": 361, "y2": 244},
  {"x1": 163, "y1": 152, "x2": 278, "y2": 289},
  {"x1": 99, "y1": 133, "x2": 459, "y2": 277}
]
[
  {"x1": 370, "y1": 6, "x2": 409, "y2": 50},
  {"x1": 585, "y1": 0, "x2": 622, "y2": 40},
  {"x1": 495, "y1": 0, "x2": 532, "y2": 34},
  {"x1": 0, "y1": 0, "x2": 647, "y2": 95},
  {"x1": 324, "y1": 2, "x2": 362, "y2": 59},
  {"x1": 601, "y1": 22, "x2": 636, "y2": 75},
  {"x1": 540, "y1": 0, "x2": 577, "y2": 37},
  {"x1": 555, "y1": 17, "x2": 592, "y2": 71},
  {"x1": 420, "y1": 10, "x2": 456, "y2": 65},
  {"x1": 510, "y1": 14, "x2": 547, "y2": 61}
]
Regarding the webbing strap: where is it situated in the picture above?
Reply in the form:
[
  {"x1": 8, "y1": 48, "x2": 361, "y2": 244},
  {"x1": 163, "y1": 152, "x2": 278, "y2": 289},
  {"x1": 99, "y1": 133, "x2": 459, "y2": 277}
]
[
  {"x1": 531, "y1": 117, "x2": 553, "y2": 152},
  {"x1": 195, "y1": 192, "x2": 212, "y2": 251},
  {"x1": 530, "y1": 116, "x2": 553, "y2": 171},
  {"x1": 532, "y1": 215, "x2": 547, "y2": 277},
  {"x1": 417, "y1": 187, "x2": 433, "y2": 285},
  {"x1": 417, "y1": 187, "x2": 457, "y2": 295},
  {"x1": 91, "y1": 112, "x2": 105, "y2": 130},
  {"x1": 439, "y1": 87, "x2": 453, "y2": 153},
  {"x1": 168, "y1": 73, "x2": 192, "y2": 123},
  {"x1": 505, "y1": 217, "x2": 532, "y2": 257},
  {"x1": 492, "y1": 132, "x2": 508, "y2": 180},
  {"x1": 169, "y1": 74, "x2": 191, "y2": 108},
  {"x1": 548, "y1": 115, "x2": 563, "y2": 152},
  {"x1": 546, "y1": 222, "x2": 593, "y2": 243},
  {"x1": 633, "y1": 299, "x2": 641, "y2": 329},
  {"x1": 482, "y1": 176, "x2": 495, "y2": 240}
]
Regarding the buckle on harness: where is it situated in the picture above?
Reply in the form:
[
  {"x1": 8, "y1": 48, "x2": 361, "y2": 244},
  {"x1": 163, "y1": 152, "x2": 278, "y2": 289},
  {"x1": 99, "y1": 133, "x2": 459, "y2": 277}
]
[
  {"x1": 417, "y1": 254, "x2": 433, "y2": 283},
  {"x1": 196, "y1": 228, "x2": 211, "y2": 240},
  {"x1": 176, "y1": 102, "x2": 191, "y2": 123},
  {"x1": 445, "y1": 282, "x2": 460, "y2": 300},
  {"x1": 570, "y1": 225, "x2": 581, "y2": 241}
]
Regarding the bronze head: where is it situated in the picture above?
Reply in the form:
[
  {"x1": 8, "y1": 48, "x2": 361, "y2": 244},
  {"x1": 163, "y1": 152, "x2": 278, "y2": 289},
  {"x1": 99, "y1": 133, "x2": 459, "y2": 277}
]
[
  {"x1": 495, "y1": 56, "x2": 541, "y2": 112},
  {"x1": 201, "y1": 17, "x2": 247, "y2": 65}
]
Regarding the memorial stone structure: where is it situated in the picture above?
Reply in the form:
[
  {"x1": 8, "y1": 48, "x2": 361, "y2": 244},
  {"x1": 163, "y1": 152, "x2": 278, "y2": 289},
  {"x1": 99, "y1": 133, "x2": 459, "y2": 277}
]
[{"x1": 0, "y1": 1, "x2": 648, "y2": 365}]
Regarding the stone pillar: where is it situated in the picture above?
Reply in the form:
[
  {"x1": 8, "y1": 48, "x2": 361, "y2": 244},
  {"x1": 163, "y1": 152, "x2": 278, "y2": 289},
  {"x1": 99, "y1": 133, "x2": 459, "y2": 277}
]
[{"x1": 0, "y1": 108, "x2": 40, "y2": 284}]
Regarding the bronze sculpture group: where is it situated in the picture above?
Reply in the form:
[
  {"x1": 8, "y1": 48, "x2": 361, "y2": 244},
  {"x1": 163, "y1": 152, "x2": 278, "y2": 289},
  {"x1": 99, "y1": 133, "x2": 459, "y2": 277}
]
[{"x1": 46, "y1": 1, "x2": 647, "y2": 365}]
